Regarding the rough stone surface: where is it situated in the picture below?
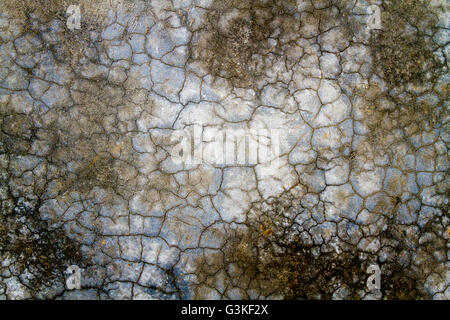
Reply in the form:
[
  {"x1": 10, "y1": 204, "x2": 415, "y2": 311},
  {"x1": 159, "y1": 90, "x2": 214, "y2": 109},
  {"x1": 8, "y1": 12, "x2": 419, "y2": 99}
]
[{"x1": 0, "y1": 0, "x2": 448, "y2": 300}]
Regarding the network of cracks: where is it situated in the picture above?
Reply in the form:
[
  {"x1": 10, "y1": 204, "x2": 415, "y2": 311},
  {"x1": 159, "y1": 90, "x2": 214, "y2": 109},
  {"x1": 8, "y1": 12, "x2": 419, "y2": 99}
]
[{"x1": 0, "y1": 0, "x2": 448, "y2": 299}]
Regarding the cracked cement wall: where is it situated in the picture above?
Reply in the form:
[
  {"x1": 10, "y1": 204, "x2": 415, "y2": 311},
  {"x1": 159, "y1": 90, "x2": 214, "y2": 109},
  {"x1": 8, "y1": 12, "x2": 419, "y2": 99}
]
[{"x1": 0, "y1": 0, "x2": 448, "y2": 299}]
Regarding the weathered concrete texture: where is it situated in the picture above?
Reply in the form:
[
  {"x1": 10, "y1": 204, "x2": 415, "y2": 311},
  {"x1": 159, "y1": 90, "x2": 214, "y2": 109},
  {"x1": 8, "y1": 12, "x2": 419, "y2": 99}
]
[{"x1": 0, "y1": 0, "x2": 448, "y2": 300}]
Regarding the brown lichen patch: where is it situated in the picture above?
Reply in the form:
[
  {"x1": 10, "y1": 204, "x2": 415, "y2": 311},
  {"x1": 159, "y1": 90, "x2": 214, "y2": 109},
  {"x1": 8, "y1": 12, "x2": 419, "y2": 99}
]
[
  {"x1": 379, "y1": 216, "x2": 445, "y2": 299},
  {"x1": 0, "y1": 203, "x2": 85, "y2": 297},
  {"x1": 192, "y1": 0, "x2": 302, "y2": 87},
  {"x1": 193, "y1": 191, "x2": 440, "y2": 299},
  {"x1": 0, "y1": 0, "x2": 67, "y2": 22},
  {"x1": 386, "y1": 175, "x2": 406, "y2": 196},
  {"x1": 354, "y1": 0, "x2": 448, "y2": 161},
  {"x1": 370, "y1": 0, "x2": 444, "y2": 88},
  {"x1": 147, "y1": 171, "x2": 176, "y2": 192},
  {"x1": 354, "y1": 82, "x2": 447, "y2": 162},
  {"x1": 74, "y1": 154, "x2": 120, "y2": 192},
  {"x1": 0, "y1": 0, "x2": 140, "y2": 66},
  {"x1": 192, "y1": 220, "x2": 427, "y2": 299},
  {"x1": 0, "y1": 0, "x2": 135, "y2": 23},
  {"x1": 373, "y1": 196, "x2": 396, "y2": 216},
  {"x1": 335, "y1": 187, "x2": 352, "y2": 206},
  {"x1": 192, "y1": 0, "x2": 361, "y2": 88},
  {"x1": 210, "y1": 0, "x2": 298, "y2": 11},
  {"x1": 381, "y1": 263, "x2": 420, "y2": 300}
]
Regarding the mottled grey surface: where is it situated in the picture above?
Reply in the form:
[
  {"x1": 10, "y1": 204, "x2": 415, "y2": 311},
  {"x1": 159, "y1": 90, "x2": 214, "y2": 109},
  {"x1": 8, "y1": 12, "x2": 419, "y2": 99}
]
[{"x1": 0, "y1": 0, "x2": 448, "y2": 300}]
